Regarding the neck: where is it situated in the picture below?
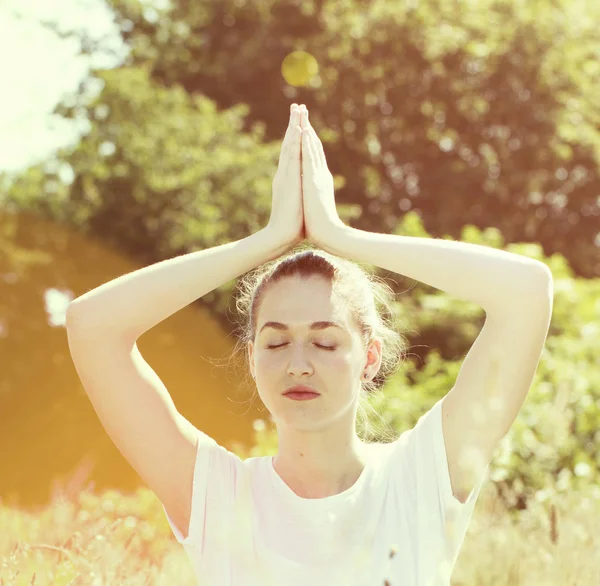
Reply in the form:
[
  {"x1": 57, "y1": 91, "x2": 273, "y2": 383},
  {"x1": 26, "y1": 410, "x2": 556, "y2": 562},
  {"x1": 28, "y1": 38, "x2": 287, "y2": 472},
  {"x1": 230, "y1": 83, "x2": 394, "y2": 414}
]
[{"x1": 273, "y1": 425, "x2": 369, "y2": 499}]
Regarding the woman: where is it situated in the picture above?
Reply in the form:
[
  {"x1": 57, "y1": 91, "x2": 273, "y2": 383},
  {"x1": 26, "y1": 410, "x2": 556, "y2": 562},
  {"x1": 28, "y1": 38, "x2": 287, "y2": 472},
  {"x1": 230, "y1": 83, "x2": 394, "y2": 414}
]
[{"x1": 66, "y1": 104, "x2": 553, "y2": 585}]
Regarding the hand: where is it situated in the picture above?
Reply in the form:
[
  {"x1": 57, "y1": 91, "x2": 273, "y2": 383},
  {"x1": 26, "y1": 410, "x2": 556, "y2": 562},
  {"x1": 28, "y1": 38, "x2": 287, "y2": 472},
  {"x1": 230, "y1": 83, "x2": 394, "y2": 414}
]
[
  {"x1": 299, "y1": 108, "x2": 345, "y2": 249},
  {"x1": 266, "y1": 104, "x2": 305, "y2": 250}
]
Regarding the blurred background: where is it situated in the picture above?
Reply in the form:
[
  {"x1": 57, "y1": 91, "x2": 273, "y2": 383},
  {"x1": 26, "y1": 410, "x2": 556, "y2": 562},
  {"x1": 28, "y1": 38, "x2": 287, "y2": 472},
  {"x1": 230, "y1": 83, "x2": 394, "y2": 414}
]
[{"x1": 0, "y1": 0, "x2": 599, "y2": 582}]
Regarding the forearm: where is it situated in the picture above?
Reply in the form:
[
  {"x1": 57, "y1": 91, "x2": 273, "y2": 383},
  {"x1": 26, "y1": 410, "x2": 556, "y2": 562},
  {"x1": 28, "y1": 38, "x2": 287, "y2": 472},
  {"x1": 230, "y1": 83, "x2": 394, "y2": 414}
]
[
  {"x1": 328, "y1": 225, "x2": 552, "y2": 313},
  {"x1": 67, "y1": 228, "x2": 285, "y2": 340}
]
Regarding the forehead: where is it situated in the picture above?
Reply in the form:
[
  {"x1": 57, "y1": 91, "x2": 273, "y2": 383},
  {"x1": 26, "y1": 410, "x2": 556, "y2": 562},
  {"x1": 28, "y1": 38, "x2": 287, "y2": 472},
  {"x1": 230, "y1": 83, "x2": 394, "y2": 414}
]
[{"x1": 257, "y1": 276, "x2": 351, "y2": 327}]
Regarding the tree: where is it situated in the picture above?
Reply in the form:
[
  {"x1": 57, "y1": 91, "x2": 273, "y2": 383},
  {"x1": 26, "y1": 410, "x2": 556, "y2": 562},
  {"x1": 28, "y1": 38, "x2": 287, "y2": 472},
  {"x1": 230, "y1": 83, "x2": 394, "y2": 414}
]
[{"x1": 106, "y1": 0, "x2": 600, "y2": 277}]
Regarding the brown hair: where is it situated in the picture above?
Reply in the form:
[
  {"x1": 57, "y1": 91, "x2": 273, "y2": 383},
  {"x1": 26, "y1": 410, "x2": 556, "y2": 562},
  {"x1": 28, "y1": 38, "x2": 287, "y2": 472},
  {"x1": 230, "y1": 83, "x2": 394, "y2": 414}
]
[{"x1": 229, "y1": 243, "x2": 408, "y2": 442}]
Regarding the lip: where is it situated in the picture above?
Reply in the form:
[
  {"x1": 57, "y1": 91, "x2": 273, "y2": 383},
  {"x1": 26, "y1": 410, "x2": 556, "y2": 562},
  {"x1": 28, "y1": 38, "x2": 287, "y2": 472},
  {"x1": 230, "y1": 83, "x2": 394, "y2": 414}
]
[
  {"x1": 283, "y1": 385, "x2": 320, "y2": 400},
  {"x1": 284, "y1": 392, "x2": 320, "y2": 401},
  {"x1": 283, "y1": 385, "x2": 320, "y2": 396}
]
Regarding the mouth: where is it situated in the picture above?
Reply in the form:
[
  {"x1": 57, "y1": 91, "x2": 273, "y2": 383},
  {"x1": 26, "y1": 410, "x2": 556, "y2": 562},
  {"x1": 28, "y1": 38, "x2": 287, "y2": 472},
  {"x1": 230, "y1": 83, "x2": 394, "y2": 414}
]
[{"x1": 283, "y1": 386, "x2": 320, "y2": 401}]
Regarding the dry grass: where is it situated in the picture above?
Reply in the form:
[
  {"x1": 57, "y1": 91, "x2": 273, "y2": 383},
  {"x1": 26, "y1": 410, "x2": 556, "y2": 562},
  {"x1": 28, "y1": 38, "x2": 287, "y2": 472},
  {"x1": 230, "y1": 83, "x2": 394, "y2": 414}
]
[
  {"x1": 1, "y1": 483, "x2": 599, "y2": 585},
  {"x1": 452, "y1": 484, "x2": 600, "y2": 586}
]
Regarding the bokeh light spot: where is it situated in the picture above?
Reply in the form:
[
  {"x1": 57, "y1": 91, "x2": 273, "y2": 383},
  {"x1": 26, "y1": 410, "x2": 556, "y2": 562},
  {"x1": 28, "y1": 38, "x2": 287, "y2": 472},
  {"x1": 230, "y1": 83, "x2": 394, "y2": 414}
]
[{"x1": 281, "y1": 51, "x2": 319, "y2": 87}]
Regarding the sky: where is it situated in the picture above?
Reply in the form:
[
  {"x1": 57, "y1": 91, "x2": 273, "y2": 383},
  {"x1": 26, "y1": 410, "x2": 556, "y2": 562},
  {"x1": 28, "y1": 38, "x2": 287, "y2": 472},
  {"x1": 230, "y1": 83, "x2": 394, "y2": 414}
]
[
  {"x1": 0, "y1": 0, "x2": 165, "y2": 174},
  {"x1": 0, "y1": 0, "x2": 167, "y2": 324}
]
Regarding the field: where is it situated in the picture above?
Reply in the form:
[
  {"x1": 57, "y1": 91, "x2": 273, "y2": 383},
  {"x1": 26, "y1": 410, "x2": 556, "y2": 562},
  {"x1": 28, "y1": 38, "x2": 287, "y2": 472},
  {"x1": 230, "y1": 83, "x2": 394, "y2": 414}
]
[{"x1": 2, "y1": 482, "x2": 599, "y2": 585}]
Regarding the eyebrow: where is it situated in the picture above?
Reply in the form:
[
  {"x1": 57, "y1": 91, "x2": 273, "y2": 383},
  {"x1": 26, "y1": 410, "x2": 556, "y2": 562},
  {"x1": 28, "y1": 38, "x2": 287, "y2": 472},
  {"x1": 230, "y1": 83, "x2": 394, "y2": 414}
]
[{"x1": 259, "y1": 321, "x2": 346, "y2": 334}]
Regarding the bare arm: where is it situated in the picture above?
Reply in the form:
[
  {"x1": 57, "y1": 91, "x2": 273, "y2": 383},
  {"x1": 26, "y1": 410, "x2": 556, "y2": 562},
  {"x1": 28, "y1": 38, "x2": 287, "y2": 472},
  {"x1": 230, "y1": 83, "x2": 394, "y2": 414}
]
[
  {"x1": 66, "y1": 102, "x2": 305, "y2": 540},
  {"x1": 66, "y1": 227, "x2": 284, "y2": 539},
  {"x1": 67, "y1": 227, "x2": 287, "y2": 340}
]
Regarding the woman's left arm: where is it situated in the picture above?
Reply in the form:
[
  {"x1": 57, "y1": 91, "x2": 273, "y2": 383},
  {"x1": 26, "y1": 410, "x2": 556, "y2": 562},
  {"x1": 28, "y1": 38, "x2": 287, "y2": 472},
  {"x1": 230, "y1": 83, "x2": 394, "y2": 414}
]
[
  {"x1": 299, "y1": 105, "x2": 553, "y2": 503},
  {"x1": 321, "y1": 225, "x2": 552, "y2": 314},
  {"x1": 329, "y1": 225, "x2": 554, "y2": 503}
]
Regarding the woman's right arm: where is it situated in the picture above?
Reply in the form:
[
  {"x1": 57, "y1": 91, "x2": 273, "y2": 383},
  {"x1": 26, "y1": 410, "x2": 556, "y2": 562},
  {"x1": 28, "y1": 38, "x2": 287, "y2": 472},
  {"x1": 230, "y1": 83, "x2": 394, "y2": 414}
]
[
  {"x1": 65, "y1": 227, "x2": 287, "y2": 540},
  {"x1": 68, "y1": 104, "x2": 305, "y2": 337},
  {"x1": 67, "y1": 226, "x2": 287, "y2": 340},
  {"x1": 65, "y1": 105, "x2": 304, "y2": 542}
]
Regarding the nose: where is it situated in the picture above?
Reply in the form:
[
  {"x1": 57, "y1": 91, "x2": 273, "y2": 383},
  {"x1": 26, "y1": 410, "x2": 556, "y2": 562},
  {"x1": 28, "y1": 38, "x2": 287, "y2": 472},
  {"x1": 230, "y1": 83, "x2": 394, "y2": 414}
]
[{"x1": 286, "y1": 344, "x2": 313, "y2": 377}]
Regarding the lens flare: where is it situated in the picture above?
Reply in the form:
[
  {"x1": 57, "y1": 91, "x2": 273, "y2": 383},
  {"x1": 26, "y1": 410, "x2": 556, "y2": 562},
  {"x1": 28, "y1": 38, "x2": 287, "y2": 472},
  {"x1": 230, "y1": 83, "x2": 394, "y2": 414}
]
[{"x1": 281, "y1": 51, "x2": 319, "y2": 87}]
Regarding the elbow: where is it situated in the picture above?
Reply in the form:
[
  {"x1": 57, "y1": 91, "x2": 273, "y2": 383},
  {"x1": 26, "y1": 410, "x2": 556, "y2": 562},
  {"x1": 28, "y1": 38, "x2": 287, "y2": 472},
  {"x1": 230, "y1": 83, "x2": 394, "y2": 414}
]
[
  {"x1": 533, "y1": 263, "x2": 554, "y2": 300},
  {"x1": 528, "y1": 263, "x2": 554, "y2": 314},
  {"x1": 521, "y1": 261, "x2": 553, "y2": 296},
  {"x1": 66, "y1": 301, "x2": 96, "y2": 333},
  {"x1": 533, "y1": 262, "x2": 553, "y2": 286},
  {"x1": 66, "y1": 301, "x2": 84, "y2": 326}
]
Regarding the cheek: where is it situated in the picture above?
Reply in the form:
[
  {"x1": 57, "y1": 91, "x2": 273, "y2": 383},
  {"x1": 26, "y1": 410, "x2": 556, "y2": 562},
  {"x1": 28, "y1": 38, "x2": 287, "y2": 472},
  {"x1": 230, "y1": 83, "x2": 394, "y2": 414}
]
[
  {"x1": 255, "y1": 351, "x2": 286, "y2": 375},
  {"x1": 329, "y1": 353, "x2": 353, "y2": 371}
]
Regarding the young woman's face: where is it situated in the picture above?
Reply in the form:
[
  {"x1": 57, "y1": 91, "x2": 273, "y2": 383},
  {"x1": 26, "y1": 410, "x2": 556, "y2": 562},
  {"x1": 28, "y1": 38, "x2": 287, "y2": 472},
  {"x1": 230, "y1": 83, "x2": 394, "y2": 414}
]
[{"x1": 248, "y1": 275, "x2": 378, "y2": 431}]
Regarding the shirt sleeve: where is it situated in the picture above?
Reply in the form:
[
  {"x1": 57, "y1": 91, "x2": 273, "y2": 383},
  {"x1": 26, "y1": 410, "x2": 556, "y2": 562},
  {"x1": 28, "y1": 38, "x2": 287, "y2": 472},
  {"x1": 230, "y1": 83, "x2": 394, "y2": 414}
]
[
  {"x1": 389, "y1": 397, "x2": 489, "y2": 571},
  {"x1": 424, "y1": 397, "x2": 488, "y2": 513},
  {"x1": 161, "y1": 430, "x2": 242, "y2": 551}
]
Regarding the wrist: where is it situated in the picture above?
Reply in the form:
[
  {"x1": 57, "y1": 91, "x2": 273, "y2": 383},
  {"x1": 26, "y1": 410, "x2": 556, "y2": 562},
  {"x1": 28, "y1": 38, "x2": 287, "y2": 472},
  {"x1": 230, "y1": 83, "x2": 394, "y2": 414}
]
[
  {"x1": 257, "y1": 226, "x2": 299, "y2": 261},
  {"x1": 315, "y1": 221, "x2": 353, "y2": 257}
]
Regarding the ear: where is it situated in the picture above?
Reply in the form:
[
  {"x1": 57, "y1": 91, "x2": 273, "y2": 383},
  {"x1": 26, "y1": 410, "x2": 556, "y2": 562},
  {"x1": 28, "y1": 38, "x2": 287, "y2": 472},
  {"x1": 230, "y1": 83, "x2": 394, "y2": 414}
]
[{"x1": 365, "y1": 338, "x2": 383, "y2": 375}]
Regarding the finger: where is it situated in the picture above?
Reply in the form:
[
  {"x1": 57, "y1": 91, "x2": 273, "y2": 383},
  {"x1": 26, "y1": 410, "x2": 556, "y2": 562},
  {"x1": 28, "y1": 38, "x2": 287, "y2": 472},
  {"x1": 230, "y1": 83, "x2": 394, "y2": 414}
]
[
  {"x1": 299, "y1": 106, "x2": 311, "y2": 134},
  {"x1": 283, "y1": 107, "x2": 297, "y2": 144},
  {"x1": 301, "y1": 109, "x2": 327, "y2": 168},
  {"x1": 280, "y1": 125, "x2": 302, "y2": 173},
  {"x1": 288, "y1": 125, "x2": 302, "y2": 164},
  {"x1": 301, "y1": 112, "x2": 319, "y2": 168},
  {"x1": 284, "y1": 123, "x2": 301, "y2": 163},
  {"x1": 302, "y1": 124, "x2": 318, "y2": 171},
  {"x1": 279, "y1": 108, "x2": 300, "y2": 165},
  {"x1": 284, "y1": 106, "x2": 301, "y2": 146},
  {"x1": 310, "y1": 124, "x2": 328, "y2": 168}
]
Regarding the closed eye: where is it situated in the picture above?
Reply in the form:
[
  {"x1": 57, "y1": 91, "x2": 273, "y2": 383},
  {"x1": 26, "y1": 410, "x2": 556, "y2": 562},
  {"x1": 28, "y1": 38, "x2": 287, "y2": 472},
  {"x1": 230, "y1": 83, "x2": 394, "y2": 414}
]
[{"x1": 266, "y1": 343, "x2": 336, "y2": 351}]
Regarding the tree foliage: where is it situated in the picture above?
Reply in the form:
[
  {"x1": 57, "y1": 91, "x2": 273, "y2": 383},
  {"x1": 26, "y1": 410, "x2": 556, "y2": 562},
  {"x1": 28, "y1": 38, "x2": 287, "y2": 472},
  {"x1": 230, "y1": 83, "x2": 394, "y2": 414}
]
[
  {"x1": 109, "y1": 0, "x2": 600, "y2": 276},
  {"x1": 1, "y1": 0, "x2": 598, "y2": 510}
]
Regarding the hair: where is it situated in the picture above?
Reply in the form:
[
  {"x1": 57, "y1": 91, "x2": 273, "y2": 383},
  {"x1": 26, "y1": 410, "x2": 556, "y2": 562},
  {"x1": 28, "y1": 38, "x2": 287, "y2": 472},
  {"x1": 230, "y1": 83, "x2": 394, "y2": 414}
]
[{"x1": 228, "y1": 243, "x2": 408, "y2": 443}]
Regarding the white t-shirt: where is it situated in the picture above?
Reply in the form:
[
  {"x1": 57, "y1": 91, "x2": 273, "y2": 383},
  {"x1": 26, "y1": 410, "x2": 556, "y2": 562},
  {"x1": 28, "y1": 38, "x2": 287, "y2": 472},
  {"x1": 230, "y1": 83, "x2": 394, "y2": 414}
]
[{"x1": 162, "y1": 397, "x2": 489, "y2": 586}]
